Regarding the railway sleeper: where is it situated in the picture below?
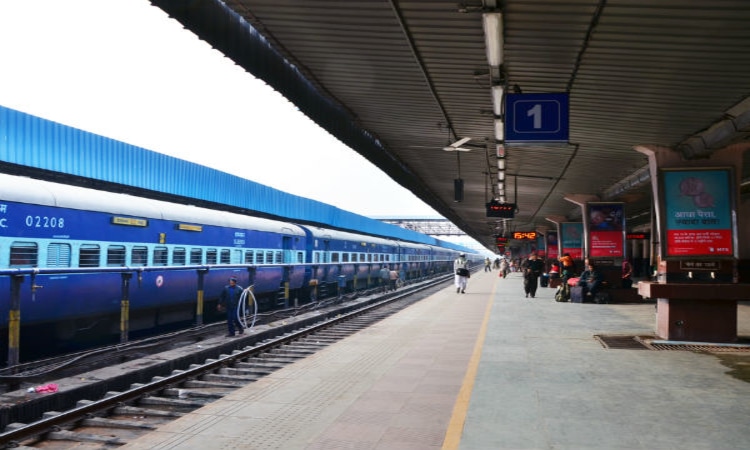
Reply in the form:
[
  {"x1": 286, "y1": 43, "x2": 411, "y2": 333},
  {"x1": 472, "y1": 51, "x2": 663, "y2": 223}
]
[
  {"x1": 248, "y1": 355, "x2": 305, "y2": 364},
  {"x1": 234, "y1": 359, "x2": 289, "y2": 370},
  {"x1": 80, "y1": 416, "x2": 160, "y2": 430},
  {"x1": 219, "y1": 366, "x2": 275, "y2": 377},
  {"x1": 46, "y1": 428, "x2": 126, "y2": 444},
  {"x1": 201, "y1": 372, "x2": 261, "y2": 383},
  {"x1": 288, "y1": 342, "x2": 331, "y2": 350},
  {"x1": 308, "y1": 334, "x2": 349, "y2": 341},
  {"x1": 111, "y1": 404, "x2": 185, "y2": 418},
  {"x1": 182, "y1": 379, "x2": 245, "y2": 389},
  {"x1": 266, "y1": 347, "x2": 317, "y2": 357},
  {"x1": 161, "y1": 387, "x2": 229, "y2": 399},
  {"x1": 138, "y1": 395, "x2": 209, "y2": 409}
]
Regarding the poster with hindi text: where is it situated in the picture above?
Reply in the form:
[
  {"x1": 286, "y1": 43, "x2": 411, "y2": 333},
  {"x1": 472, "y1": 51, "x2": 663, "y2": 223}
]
[{"x1": 661, "y1": 168, "x2": 734, "y2": 257}]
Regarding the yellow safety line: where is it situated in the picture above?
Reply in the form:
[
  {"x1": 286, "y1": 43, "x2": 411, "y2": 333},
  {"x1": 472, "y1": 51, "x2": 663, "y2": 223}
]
[{"x1": 442, "y1": 276, "x2": 497, "y2": 450}]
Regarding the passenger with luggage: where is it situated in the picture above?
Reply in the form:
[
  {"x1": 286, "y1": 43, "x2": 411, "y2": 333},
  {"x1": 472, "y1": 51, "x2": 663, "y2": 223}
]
[
  {"x1": 499, "y1": 258, "x2": 510, "y2": 278},
  {"x1": 521, "y1": 254, "x2": 544, "y2": 298},
  {"x1": 454, "y1": 253, "x2": 470, "y2": 294},
  {"x1": 577, "y1": 262, "x2": 604, "y2": 301}
]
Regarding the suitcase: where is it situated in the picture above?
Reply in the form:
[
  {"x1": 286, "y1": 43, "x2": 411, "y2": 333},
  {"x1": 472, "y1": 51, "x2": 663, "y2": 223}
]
[
  {"x1": 549, "y1": 278, "x2": 562, "y2": 288},
  {"x1": 540, "y1": 274, "x2": 549, "y2": 287},
  {"x1": 570, "y1": 286, "x2": 585, "y2": 303}
]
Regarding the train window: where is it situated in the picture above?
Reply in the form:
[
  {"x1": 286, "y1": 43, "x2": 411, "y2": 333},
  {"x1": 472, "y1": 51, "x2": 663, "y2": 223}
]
[
  {"x1": 220, "y1": 249, "x2": 231, "y2": 264},
  {"x1": 10, "y1": 242, "x2": 38, "y2": 267},
  {"x1": 265, "y1": 251, "x2": 274, "y2": 264},
  {"x1": 173, "y1": 247, "x2": 186, "y2": 266},
  {"x1": 206, "y1": 249, "x2": 217, "y2": 264},
  {"x1": 153, "y1": 247, "x2": 168, "y2": 266},
  {"x1": 190, "y1": 248, "x2": 202, "y2": 265},
  {"x1": 256, "y1": 251, "x2": 265, "y2": 264},
  {"x1": 79, "y1": 244, "x2": 100, "y2": 267},
  {"x1": 274, "y1": 251, "x2": 282, "y2": 264},
  {"x1": 244, "y1": 250, "x2": 254, "y2": 264},
  {"x1": 131, "y1": 246, "x2": 148, "y2": 266},
  {"x1": 367, "y1": 254, "x2": 372, "y2": 262},
  {"x1": 46, "y1": 243, "x2": 71, "y2": 267},
  {"x1": 342, "y1": 253, "x2": 349, "y2": 263},
  {"x1": 360, "y1": 254, "x2": 365, "y2": 262},
  {"x1": 313, "y1": 252, "x2": 321, "y2": 263},
  {"x1": 107, "y1": 245, "x2": 126, "y2": 267},
  {"x1": 331, "y1": 252, "x2": 339, "y2": 263},
  {"x1": 296, "y1": 251, "x2": 304, "y2": 263}
]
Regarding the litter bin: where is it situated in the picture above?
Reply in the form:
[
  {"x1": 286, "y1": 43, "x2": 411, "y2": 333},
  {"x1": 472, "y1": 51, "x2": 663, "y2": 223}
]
[{"x1": 540, "y1": 273, "x2": 549, "y2": 287}]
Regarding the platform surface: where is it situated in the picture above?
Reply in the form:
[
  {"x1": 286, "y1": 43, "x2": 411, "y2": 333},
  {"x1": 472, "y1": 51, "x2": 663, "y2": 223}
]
[{"x1": 121, "y1": 270, "x2": 750, "y2": 450}]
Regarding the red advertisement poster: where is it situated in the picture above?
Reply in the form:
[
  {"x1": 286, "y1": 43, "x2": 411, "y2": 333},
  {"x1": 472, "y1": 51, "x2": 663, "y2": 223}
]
[
  {"x1": 587, "y1": 203, "x2": 625, "y2": 257},
  {"x1": 546, "y1": 231, "x2": 558, "y2": 259},
  {"x1": 662, "y1": 169, "x2": 734, "y2": 257}
]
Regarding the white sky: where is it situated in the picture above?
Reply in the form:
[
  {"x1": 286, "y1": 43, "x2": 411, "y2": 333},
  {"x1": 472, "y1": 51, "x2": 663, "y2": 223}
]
[{"x1": 0, "y1": 0, "x2": 492, "y2": 253}]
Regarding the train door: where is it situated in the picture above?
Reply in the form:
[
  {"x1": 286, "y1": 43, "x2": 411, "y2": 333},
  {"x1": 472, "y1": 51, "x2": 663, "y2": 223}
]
[{"x1": 282, "y1": 236, "x2": 292, "y2": 263}]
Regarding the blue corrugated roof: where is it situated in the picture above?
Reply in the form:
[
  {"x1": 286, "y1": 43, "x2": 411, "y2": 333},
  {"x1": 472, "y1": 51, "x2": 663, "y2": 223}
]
[{"x1": 0, "y1": 105, "x2": 471, "y2": 252}]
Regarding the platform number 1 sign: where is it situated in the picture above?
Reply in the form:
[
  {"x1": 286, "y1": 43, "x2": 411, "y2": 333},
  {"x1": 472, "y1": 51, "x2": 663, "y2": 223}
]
[{"x1": 504, "y1": 93, "x2": 569, "y2": 144}]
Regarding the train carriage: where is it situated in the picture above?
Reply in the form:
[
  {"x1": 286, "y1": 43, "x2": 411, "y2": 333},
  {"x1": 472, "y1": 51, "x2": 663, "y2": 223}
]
[
  {"x1": 0, "y1": 174, "x2": 307, "y2": 342},
  {"x1": 0, "y1": 173, "x2": 477, "y2": 362}
]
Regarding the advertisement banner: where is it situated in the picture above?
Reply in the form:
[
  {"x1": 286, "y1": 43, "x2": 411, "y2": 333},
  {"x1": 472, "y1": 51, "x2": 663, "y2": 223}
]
[
  {"x1": 560, "y1": 223, "x2": 583, "y2": 259},
  {"x1": 661, "y1": 168, "x2": 734, "y2": 257},
  {"x1": 587, "y1": 202, "x2": 625, "y2": 257},
  {"x1": 546, "y1": 231, "x2": 559, "y2": 260}
]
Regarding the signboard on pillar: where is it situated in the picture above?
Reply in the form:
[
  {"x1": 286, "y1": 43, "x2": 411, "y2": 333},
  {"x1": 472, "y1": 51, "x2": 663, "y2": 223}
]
[
  {"x1": 659, "y1": 167, "x2": 736, "y2": 258},
  {"x1": 586, "y1": 202, "x2": 625, "y2": 258},
  {"x1": 505, "y1": 93, "x2": 569, "y2": 144},
  {"x1": 560, "y1": 223, "x2": 583, "y2": 259}
]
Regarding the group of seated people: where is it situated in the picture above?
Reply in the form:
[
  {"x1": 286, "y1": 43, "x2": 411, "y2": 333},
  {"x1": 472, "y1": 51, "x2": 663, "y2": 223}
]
[{"x1": 553, "y1": 255, "x2": 634, "y2": 301}]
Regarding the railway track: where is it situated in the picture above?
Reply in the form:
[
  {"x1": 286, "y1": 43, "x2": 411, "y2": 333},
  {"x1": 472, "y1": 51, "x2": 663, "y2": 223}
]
[{"x1": 0, "y1": 276, "x2": 449, "y2": 448}]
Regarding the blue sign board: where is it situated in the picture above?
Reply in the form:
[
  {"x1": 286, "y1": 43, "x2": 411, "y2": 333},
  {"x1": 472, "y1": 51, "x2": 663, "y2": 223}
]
[{"x1": 505, "y1": 93, "x2": 569, "y2": 143}]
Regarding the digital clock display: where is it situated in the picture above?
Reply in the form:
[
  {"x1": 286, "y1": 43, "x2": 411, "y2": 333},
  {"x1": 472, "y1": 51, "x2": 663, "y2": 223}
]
[{"x1": 513, "y1": 231, "x2": 537, "y2": 240}]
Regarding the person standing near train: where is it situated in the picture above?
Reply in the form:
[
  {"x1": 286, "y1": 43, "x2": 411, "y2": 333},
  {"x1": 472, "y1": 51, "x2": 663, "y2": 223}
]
[
  {"x1": 379, "y1": 265, "x2": 390, "y2": 293},
  {"x1": 454, "y1": 253, "x2": 470, "y2": 294},
  {"x1": 218, "y1": 276, "x2": 245, "y2": 337}
]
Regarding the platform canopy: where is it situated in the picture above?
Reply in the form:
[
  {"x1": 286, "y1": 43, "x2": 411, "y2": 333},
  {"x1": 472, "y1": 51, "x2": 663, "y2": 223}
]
[{"x1": 150, "y1": 0, "x2": 750, "y2": 252}]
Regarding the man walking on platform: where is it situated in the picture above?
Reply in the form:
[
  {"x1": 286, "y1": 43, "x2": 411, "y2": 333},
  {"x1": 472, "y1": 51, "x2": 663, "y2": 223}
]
[
  {"x1": 454, "y1": 253, "x2": 470, "y2": 294},
  {"x1": 522, "y1": 254, "x2": 544, "y2": 298}
]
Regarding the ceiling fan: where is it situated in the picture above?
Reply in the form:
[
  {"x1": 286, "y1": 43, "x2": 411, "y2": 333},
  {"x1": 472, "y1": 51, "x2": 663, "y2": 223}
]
[{"x1": 443, "y1": 137, "x2": 472, "y2": 151}]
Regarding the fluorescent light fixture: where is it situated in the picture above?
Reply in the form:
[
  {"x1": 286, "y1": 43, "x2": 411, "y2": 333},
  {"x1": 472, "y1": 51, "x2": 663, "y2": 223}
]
[
  {"x1": 497, "y1": 181, "x2": 505, "y2": 191},
  {"x1": 496, "y1": 143, "x2": 506, "y2": 158},
  {"x1": 497, "y1": 158, "x2": 506, "y2": 170},
  {"x1": 492, "y1": 85, "x2": 504, "y2": 116},
  {"x1": 499, "y1": 195, "x2": 506, "y2": 203},
  {"x1": 498, "y1": 170, "x2": 506, "y2": 181},
  {"x1": 483, "y1": 13, "x2": 503, "y2": 67},
  {"x1": 494, "y1": 118, "x2": 504, "y2": 141}
]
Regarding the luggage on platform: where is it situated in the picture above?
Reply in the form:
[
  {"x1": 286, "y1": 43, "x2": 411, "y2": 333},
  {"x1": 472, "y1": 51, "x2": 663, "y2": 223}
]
[
  {"x1": 540, "y1": 274, "x2": 549, "y2": 287},
  {"x1": 554, "y1": 285, "x2": 568, "y2": 302},
  {"x1": 570, "y1": 286, "x2": 585, "y2": 303}
]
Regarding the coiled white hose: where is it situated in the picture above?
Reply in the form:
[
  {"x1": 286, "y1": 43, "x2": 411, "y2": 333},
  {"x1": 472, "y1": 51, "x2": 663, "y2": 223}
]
[{"x1": 237, "y1": 286, "x2": 258, "y2": 330}]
